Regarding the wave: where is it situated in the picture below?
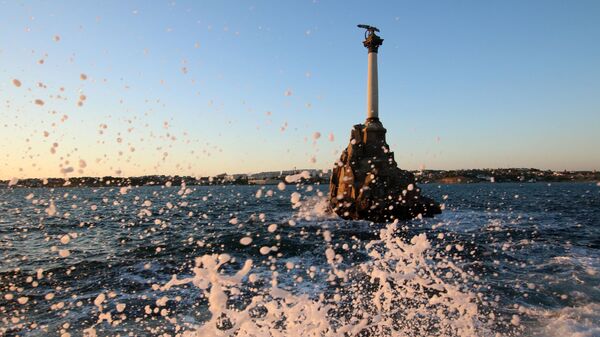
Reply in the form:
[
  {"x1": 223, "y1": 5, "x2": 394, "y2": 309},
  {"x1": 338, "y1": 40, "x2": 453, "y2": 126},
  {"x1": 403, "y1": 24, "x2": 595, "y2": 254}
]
[
  {"x1": 532, "y1": 303, "x2": 600, "y2": 337},
  {"x1": 83, "y1": 221, "x2": 500, "y2": 336},
  {"x1": 294, "y1": 194, "x2": 338, "y2": 221}
]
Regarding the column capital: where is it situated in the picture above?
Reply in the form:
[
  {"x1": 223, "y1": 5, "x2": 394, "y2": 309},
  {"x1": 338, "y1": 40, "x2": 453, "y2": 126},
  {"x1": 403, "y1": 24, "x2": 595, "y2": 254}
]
[{"x1": 363, "y1": 33, "x2": 383, "y2": 53}]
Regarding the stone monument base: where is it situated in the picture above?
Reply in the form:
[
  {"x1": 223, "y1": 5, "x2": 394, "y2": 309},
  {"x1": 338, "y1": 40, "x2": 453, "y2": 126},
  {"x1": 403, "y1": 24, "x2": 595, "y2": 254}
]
[{"x1": 328, "y1": 119, "x2": 441, "y2": 222}]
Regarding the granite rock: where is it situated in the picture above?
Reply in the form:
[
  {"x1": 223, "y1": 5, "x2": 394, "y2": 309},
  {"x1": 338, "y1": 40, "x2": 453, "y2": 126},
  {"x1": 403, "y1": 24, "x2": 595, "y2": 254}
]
[{"x1": 328, "y1": 119, "x2": 441, "y2": 222}]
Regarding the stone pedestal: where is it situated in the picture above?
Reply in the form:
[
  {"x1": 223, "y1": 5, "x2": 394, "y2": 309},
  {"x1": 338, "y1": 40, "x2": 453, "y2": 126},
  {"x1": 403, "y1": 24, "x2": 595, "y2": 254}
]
[{"x1": 328, "y1": 121, "x2": 441, "y2": 222}]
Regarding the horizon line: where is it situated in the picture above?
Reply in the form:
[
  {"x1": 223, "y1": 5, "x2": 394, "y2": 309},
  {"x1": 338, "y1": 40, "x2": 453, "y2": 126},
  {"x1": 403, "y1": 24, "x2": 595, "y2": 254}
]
[{"x1": 2, "y1": 167, "x2": 599, "y2": 182}]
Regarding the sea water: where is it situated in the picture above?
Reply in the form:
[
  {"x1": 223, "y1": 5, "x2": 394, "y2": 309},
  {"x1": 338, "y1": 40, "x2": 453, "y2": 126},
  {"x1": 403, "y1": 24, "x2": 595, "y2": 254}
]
[{"x1": 1, "y1": 182, "x2": 599, "y2": 336}]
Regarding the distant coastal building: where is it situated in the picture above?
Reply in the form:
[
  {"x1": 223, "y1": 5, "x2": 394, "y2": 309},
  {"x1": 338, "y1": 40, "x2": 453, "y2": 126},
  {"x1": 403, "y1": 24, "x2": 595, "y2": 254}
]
[{"x1": 247, "y1": 169, "x2": 330, "y2": 185}]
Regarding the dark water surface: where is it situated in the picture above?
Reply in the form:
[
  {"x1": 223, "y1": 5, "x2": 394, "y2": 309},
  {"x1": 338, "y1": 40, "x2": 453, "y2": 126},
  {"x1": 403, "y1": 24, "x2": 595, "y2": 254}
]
[{"x1": 1, "y1": 182, "x2": 599, "y2": 336}]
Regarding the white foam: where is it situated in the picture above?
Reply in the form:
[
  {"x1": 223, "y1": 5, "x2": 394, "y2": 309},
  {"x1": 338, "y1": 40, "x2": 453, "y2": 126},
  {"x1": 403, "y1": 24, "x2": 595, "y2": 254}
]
[{"x1": 151, "y1": 221, "x2": 491, "y2": 336}]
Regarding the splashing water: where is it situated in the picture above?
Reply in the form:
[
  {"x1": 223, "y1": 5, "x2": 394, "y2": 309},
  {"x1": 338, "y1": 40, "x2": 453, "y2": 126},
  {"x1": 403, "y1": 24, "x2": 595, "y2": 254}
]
[{"x1": 147, "y1": 221, "x2": 489, "y2": 337}]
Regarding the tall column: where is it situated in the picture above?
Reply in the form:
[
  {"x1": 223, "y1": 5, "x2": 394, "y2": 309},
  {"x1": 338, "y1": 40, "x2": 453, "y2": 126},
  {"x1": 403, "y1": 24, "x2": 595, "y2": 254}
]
[
  {"x1": 361, "y1": 26, "x2": 383, "y2": 123},
  {"x1": 366, "y1": 52, "x2": 379, "y2": 120}
]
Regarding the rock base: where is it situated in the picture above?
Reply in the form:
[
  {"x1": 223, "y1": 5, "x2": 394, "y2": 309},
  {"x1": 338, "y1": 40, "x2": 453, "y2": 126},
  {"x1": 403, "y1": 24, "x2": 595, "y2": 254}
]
[{"x1": 328, "y1": 119, "x2": 441, "y2": 222}]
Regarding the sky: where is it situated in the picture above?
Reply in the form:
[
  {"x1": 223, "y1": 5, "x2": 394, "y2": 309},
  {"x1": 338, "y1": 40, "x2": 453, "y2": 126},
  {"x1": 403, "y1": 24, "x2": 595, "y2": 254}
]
[{"x1": 1, "y1": 0, "x2": 599, "y2": 179}]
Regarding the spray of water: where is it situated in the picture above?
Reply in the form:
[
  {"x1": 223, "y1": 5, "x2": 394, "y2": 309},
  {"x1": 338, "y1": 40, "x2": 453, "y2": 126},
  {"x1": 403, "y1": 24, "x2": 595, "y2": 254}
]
[{"x1": 132, "y1": 218, "x2": 494, "y2": 337}]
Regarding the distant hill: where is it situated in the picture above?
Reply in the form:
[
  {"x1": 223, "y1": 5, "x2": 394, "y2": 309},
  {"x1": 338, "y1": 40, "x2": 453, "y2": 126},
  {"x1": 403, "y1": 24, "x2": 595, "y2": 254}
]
[{"x1": 1, "y1": 168, "x2": 598, "y2": 188}]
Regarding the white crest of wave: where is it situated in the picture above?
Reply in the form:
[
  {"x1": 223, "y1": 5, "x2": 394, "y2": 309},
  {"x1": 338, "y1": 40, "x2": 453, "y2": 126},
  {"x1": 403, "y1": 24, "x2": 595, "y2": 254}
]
[
  {"x1": 295, "y1": 195, "x2": 337, "y2": 221},
  {"x1": 534, "y1": 303, "x2": 600, "y2": 337}
]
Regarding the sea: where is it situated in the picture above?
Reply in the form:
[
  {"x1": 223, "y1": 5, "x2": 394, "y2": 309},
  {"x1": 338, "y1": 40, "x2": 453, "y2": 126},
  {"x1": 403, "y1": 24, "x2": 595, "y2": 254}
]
[{"x1": 1, "y1": 182, "x2": 599, "y2": 336}]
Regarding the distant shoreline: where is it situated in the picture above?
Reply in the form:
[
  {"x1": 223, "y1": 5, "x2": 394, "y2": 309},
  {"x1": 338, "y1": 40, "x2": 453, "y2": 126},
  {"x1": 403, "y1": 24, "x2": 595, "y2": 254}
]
[{"x1": 1, "y1": 168, "x2": 598, "y2": 188}]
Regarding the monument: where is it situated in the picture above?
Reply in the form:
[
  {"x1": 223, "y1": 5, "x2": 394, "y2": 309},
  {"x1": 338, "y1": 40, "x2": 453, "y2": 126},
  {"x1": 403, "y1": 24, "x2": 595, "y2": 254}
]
[{"x1": 328, "y1": 25, "x2": 441, "y2": 222}]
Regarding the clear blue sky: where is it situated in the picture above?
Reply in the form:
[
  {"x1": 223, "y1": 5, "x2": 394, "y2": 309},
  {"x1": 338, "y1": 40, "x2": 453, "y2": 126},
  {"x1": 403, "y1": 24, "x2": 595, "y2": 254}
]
[{"x1": 1, "y1": 0, "x2": 599, "y2": 179}]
